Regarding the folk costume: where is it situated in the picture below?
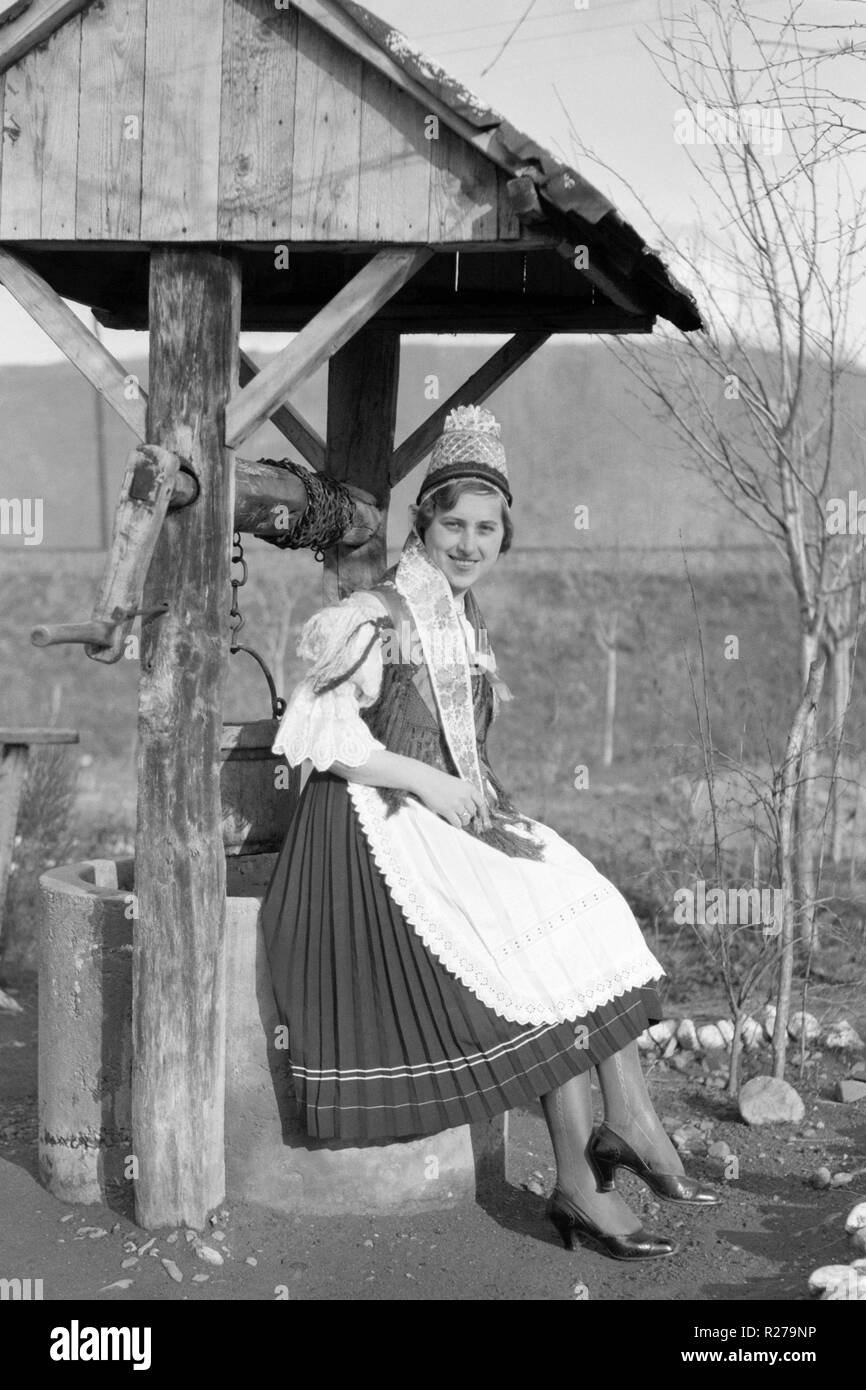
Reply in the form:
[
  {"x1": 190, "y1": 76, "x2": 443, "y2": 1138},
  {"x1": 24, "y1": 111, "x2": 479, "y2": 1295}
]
[{"x1": 261, "y1": 407, "x2": 666, "y2": 1141}]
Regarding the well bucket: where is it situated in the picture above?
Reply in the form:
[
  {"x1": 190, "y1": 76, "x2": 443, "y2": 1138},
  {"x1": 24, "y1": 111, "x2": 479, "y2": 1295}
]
[{"x1": 219, "y1": 718, "x2": 299, "y2": 855}]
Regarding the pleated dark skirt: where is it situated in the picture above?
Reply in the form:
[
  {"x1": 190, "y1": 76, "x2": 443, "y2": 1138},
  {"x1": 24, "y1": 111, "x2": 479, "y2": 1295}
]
[{"x1": 260, "y1": 771, "x2": 664, "y2": 1140}]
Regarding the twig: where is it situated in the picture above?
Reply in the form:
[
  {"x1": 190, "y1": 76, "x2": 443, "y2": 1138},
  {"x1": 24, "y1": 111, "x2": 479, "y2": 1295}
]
[{"x1": 481, "y1": 0, "x2": 538, "y2": 76}]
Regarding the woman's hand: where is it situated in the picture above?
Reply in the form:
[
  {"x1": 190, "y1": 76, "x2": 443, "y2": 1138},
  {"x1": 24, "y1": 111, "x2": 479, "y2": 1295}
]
[{"x1": 413, "y1": 767, "x2": 487, "y2": 830}]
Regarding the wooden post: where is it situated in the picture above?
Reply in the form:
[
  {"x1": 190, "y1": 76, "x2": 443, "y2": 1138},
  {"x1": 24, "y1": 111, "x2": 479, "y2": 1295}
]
[
  {"x1": 323, "y1": 327, "x2": 400, "y2": 601},
  {"x1": 133, "y1": 249, "x2": 240, "y2": 1230}
]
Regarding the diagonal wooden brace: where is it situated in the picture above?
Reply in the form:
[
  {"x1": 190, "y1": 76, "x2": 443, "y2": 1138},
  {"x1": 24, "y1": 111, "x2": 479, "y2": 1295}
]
[
  {"x1": 225, "y1": 248, "x2": 432, "y2": 450},
  {"x1": 390, "y1": 331, "x2": 549, "y2": 485},
  {"x1": 0, "y1": 246, "x2": 148, "y2": 437},
  {"x1": 238, "y1": 350, "x2": 326, "y2": 471}
]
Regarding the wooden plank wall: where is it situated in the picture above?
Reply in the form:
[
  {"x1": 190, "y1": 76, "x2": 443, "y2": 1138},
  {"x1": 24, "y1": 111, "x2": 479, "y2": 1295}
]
[
  {"x1": 218, "y1": 0, "x2": 297, "y2": 239},
  {"x1": 0, "y1": 0, "x2": 520, "y2": 243},
  {"x1": 77, "y1": 0, "x2": 146, "y2": 238},
  {"x1": 140, "y1": 0, "x2": 225, "y2": 238},
  {"x1": 0, "y1": 12, "x2": 82, "y2": 238}
]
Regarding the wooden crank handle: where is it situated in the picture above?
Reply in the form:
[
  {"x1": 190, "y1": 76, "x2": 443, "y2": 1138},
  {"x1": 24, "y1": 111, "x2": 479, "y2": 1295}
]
[{"x1": 31, "y1": 620, "x2": 115, "y2": 649}]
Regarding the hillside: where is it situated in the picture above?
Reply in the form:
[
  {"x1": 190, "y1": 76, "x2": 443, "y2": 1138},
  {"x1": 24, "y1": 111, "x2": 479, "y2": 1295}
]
[{"x1": 5, "y1": 338, "x2": 860, "y2": 555}]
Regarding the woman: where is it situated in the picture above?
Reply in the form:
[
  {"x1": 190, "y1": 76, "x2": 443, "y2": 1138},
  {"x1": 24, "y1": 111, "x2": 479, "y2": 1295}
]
[{"x1": 261, "y1": 404, "x2": 718, "y2": 1260}]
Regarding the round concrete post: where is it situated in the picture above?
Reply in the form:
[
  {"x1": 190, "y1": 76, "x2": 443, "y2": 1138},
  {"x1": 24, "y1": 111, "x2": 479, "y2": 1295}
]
[
  {"x1": 38, "y1": 858, "x2": 134, "y2": 1209},
  {"x1": 223, "y1": 856, "x2": 479, "y2": 1215},
  {"x1": 38, "y1": 856, "x2": 501, "y2": 1216}
]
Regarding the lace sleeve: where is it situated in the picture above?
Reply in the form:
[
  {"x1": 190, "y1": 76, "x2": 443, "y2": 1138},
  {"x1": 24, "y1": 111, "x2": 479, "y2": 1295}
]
[{"x1": 271, "y1": 591, "x2": 389, "y2": 770}]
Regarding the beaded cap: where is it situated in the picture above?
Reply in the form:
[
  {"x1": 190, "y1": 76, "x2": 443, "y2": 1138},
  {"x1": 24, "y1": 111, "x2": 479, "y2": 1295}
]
[{"x1": 416, "y1": 404, "x2": 512, "y2": 507}]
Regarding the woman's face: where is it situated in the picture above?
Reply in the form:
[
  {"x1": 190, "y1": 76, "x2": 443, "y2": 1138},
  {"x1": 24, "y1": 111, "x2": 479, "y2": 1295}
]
[{"x1": 421, "y1": 491, "x2": 505, "y2": 595}]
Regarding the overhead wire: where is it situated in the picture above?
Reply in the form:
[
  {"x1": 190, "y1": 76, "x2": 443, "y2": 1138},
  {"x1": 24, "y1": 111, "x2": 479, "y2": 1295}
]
[
  {"x1": 410, "y1": 0, "x2": 652, "y2": 43},
  {"x1": 401, "y1": 0, "x2": 800, "y2": 61}
]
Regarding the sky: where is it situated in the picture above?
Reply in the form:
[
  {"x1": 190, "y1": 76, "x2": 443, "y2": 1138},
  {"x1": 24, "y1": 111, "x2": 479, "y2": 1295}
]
[{"x1": 0, "y1": 0, "x2": 862, "y2": 364}]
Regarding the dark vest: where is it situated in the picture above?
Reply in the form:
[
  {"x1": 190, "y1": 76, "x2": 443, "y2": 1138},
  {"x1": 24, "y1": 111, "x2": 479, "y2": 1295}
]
[{"x1": 355, "y1": 571, "x2": 544, "y2": 860}]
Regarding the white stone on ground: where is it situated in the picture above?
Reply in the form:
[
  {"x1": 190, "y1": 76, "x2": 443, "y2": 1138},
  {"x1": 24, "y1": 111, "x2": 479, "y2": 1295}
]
[
  {"x1": 787, "y1": 1011, "x2": 820, "y2": 1042},
  {"x1": 823, "y1": 1020, "x2": 864, "y2": 1052},
  {"x1": 808, "y1": 1265, "x2": 866, "y2": 1300},
  {"x1": 697, "y1": 1023, "x2": 726, "y2": 1051},
  {"x1": 846, "y1": 1203, "x2": 866, "y2": 1257},
  {"x1": 195, "y1": 1244, "x2": 224, "y2": 1266},
  {"x1": 738, "y1": 1075, "x2": 805, "y2": 1125},
  {"x1": 740, "y1": 1016, "x2": 763, "y2": 1050},
  {"x1": 648, "y1": 1020, "x2": 677, "y2": 1045}
]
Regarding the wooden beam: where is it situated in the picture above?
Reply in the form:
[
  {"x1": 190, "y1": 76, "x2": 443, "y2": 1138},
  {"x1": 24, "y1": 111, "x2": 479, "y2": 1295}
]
[
  {"x1": 225, "y1": 248, "x2": 430, "y2": 450},
  {"x1": 390, "y1": 331, "x2": 549, "y2": 486},
  {"x1": 323, "y1": 327, "x2": 399, "y2": 602},
  {"x1": 0, "y1": 0, "x2": 90, "y2": 74},
  {"x1": 0, "y1": 247, "x2": 147, "y2": 437},
  {"x1": 231, "y1": 456, "x2": 381, "y2": 547},
  {"x1": 0, "y1": 728, "x2": 78, "y2": 744},
  {"x1": 169, "y1": 305, "x2": 653, "y2": 335},
  {"x1": 238, "y1": 349, "x2": 325, "y2": 471},
  {"x1": 0, "y1": 3, "x2": 33, "y2": 33},
  {"x1": 554, "y1": 239, "x2": 646, "y2": 318},
  {"x1": 133, "y1": 248, "x2": 240, "y2": 1230}
]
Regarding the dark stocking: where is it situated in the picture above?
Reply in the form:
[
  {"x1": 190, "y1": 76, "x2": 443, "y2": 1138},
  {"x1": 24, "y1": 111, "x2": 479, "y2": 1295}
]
[
  {"x1": 540, "y1": 1072, "x2": 643, "y2": 1233},
  {"x1": 596, "y1": 1041, "x2": 685, "y2": 1174}
]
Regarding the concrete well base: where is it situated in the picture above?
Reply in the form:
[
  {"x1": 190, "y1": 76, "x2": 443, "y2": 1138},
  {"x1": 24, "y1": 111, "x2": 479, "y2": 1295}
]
[{"x1": 38, "y1": 855, "x2": 505, "y2": 1217}]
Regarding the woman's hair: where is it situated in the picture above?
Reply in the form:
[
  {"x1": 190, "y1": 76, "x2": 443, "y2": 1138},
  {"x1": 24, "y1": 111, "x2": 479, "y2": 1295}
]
[{"x1": 410, "y1": 478, "x2": 513, "y2": 554}]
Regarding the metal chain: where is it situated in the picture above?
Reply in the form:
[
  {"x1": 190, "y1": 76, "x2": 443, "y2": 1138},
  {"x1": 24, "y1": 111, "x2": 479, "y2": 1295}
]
[
  {"x1": 228, "y1": 531, "x2": 286, "y2": 719},
  {"x1": 255, "y1": 459, "x2": 357, "y2": 561}
]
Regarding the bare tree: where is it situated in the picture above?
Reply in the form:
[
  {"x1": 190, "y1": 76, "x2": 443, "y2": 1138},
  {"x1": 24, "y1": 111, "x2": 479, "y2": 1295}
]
[{"x1": 555, "y1": 0, "x2": 866, "y2": 1070}]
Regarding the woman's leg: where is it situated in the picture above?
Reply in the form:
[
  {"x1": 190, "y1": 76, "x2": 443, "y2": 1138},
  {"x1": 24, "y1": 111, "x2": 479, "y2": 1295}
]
[
  {"x1": 596, "y1": 1041, "x2": 685, "y2": 1173},
  {"x1": 540, "y1": 1073, "x2": 647, "y2": 1232}
]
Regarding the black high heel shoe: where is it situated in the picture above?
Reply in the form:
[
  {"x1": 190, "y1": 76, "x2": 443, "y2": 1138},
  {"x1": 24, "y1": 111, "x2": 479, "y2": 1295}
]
[
  {"x1": 546, "y1": 1189, "x2": 677, "y2": 1261},
  {"x1": 589, "y1": 1122, "x2": 720, "y2": 1204}
]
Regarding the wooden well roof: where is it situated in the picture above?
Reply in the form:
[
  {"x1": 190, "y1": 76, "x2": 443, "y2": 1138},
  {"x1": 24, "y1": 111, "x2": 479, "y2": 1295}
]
[{"x1": 0, "y1": 0, "x2": 701, "y2": 333}]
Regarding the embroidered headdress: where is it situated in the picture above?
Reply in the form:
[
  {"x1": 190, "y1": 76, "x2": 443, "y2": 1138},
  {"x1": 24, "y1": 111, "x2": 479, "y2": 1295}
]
[{"x1": 416, "y1": 404, "x2": 513, "y2": 507}]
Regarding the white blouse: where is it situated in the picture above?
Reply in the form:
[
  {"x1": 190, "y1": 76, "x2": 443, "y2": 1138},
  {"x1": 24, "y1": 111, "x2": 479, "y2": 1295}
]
[{"x1": 271, "y1": 590, "x2": 390, "y2": 771}]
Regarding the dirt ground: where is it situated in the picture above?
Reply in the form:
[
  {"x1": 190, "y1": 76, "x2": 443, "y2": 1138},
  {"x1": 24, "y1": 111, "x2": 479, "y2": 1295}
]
[{"x1": 2, "y1": 974, "x2": 865, "y2": 1304}]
